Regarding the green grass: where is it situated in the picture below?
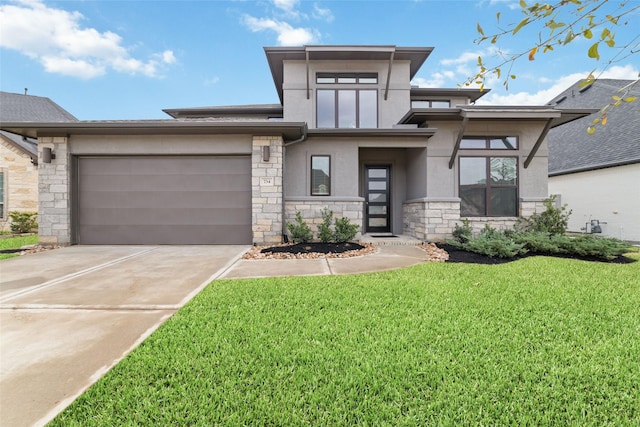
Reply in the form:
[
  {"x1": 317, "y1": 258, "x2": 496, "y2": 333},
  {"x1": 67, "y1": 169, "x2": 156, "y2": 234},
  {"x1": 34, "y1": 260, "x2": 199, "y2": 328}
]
[
  {"x1": 0, "y1": 234, "x2": 38, "y2": 260},
  {"x1": 52, "y1": 255, "x2": 640, "y2": 426}
]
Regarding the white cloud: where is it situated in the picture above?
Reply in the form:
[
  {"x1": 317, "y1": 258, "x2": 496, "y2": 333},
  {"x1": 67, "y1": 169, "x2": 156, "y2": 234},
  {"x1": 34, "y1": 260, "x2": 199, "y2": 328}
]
[
  {"x1": 273, "y1": 0, "x2": 298, "y2": 13},
  {"x1": 242, "y1": 15, "x2": 318, "y2": 45},
  {"x1": 313, "y1": 3, "x2": 334, "y2": 22},
  {"x1": 477, "y1": 65, "x2": 640, "y2": 105},
  {"x1": 0, "y1": 0, "x2": 175, "y2": 79}
]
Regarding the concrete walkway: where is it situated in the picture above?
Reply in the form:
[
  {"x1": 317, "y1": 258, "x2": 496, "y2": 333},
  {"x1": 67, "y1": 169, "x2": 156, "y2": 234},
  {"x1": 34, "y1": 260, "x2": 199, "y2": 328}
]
[{"x1": 0, "y1": 243, "x2": 428, "y2": 426}]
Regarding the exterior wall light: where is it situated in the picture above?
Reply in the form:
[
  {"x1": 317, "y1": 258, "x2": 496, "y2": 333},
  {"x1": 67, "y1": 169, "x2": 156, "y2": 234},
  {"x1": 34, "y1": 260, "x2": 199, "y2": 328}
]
[
  {"x1": 42, "y1": 147, "x2": 56, "y2": 163},
  {"x1": 262, "y1": 145, "x2": 270, "y2": 162}
]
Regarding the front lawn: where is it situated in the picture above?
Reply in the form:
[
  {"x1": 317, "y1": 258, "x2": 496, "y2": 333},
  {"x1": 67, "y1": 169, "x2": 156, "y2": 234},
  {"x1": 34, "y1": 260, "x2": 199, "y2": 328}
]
[
  {"x1": 52, "y1": 255, "x2": 640, "y2": 426},
  {"x1": 0, "y1": 234, "x2": 38, "y2": 260}
]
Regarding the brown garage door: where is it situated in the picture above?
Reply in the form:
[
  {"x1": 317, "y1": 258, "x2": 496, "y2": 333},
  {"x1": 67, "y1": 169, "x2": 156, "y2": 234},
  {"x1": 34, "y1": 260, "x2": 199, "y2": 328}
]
[{"x1": 76, "y1": 156, "x2": 252, "y2": 244}]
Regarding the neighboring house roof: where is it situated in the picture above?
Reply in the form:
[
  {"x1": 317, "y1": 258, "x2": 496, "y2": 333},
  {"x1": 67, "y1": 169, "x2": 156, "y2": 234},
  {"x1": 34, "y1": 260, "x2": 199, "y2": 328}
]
[
  {"x1": 0, "y1": 91, "x2": 78, "y2": 122},
  {"x1": 547, "y1": 79, "x2": 640, "y2": 175},
  {"x1": 0, "y1": 130, "x2": 38, "y2": 158}
]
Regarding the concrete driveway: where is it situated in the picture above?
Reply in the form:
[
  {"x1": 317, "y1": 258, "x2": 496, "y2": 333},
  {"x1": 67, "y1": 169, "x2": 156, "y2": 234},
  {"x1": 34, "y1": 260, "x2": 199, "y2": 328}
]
[{"x1": 0, "y1": 245, "x2": 248, "y2": 427}]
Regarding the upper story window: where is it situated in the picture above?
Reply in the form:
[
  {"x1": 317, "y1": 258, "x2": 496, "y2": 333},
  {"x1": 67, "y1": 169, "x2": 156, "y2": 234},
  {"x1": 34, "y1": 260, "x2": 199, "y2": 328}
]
[
  {"x1": 316, "y1": 73, "x2": 378, "y2": 84},
  {"x1": 316, "y1": 73, "x2": 378, "y2": 129},
  {"x1": 460, "y1": 136, "x2": 518, "y2": 150},
  {"x1": 411, "y1": 100, "x2": 451, "y2": 108}
]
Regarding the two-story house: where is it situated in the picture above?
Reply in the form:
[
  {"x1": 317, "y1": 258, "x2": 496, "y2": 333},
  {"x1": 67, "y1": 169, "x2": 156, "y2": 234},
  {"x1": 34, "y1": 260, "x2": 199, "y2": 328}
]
[{"x1": 0, "y1": 45, "x2": 591, "y2": 245}]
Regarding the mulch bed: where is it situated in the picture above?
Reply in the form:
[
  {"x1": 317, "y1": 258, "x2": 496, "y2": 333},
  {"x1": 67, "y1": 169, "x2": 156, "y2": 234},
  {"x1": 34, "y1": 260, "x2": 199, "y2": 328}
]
[{"x1": 436, "y1": 243, "x2": 637, "y2": 265}]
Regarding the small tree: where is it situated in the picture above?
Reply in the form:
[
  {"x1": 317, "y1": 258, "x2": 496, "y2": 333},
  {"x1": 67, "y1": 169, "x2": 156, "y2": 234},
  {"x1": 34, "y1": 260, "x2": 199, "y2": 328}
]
[
  {"x1": 286, "y1": 211, "x2": 313, "y2": 243},
  {"x1": 523, "y1": 196, "x2": 572, "y2": 235},
  {"x1": 317, "y1": 209, "x2": 334, "y2": 243},
  {"x1": 9, "y1": 211, "x2": 38, "y2": 234},
  {"x1": 333, "y1": 216, "x2": 359, "y2": 243}
]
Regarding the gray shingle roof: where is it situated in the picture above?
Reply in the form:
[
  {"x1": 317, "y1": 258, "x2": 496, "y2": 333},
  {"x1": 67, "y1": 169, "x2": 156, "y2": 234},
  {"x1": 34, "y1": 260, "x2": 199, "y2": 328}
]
[
  {"x1": 0, "y1": 130, "x2": 37, "y2": 157},
  {"x1": 0, "y1": 91, "x2": 77, "y2": 122},
  {"x1": 546, "y1": 79, "x2": 640, "y2": 175}
]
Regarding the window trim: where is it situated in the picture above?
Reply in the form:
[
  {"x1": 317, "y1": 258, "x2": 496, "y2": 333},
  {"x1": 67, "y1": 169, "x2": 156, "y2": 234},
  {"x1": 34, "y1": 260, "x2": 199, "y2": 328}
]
[
  {"x1": 460, "y1": 136, "x2": 519, "y2": 150},
  {"x1": 310, "y1": 155, "x2": 331, "y2": 196},
  {"x1": 0, "y1": 168, "x2": 6, "y2": 219},
  {"x1": 411, "y1": 99, "x2": 451, "y2": 108},
  {"x1": 316, "y1": 72, "x2": 378, "y2": 84},
  {"x1": 459, "y1": 156, "x2": 519, "y2": 217}
]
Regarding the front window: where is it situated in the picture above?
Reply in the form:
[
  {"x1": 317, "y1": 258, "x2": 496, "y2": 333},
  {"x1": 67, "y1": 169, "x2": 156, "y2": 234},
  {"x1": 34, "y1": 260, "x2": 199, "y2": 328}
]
[
  {"x1": 311, "y1": 156, "x2": 331, "y2": 196},
  {"x1": 460, "y1": 136, "x2": 518, "y2": 150},
  {"x1": 460, "y1": 157, "x2": 518, "y2": 216},
  {"x1": 316, "y1": 73, "x2": 378, "y2": 129},
  {"x1": 411, "y1": 100, "x2": 451, "y2": 108}
]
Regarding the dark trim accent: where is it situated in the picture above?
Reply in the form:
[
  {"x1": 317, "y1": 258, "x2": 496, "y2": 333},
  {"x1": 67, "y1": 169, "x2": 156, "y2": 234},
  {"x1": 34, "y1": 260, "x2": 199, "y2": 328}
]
[
  {"x1": 459, "y1": 155, "x2": 519, "y2": 217},
  {"x1": 524, "y1": 118, "x2": 553, "y2": 169},
  {"x1": 449, "y1": 116, "x2": 469, "y2": 169},
  {"x1": 364, "y1": 165, "x2": 391, "y2": 233},
  {"x1": 384, "y1": 51, "x2": 394, "y2": 101}
]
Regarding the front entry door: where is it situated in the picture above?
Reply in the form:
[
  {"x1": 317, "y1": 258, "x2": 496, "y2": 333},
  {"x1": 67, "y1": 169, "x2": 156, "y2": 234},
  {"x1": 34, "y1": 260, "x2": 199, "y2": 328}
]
[{"x1": 365, "y1": 165, "x2": 391, "y2": 233}]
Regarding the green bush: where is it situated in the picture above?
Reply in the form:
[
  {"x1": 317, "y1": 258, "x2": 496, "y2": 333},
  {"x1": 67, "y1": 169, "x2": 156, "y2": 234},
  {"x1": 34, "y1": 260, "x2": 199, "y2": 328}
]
[
  {"x1": 452, "y1": 219, "x2": 473, "y2": 243},
  {"x1": 333, "y1": 216, "x2": 359, "y2": 243},
  {"x1": 521, "y1": 196, "x2": 572, "y2": 235},
  {"x1": 318, "y1": 209, "x2": 334, "y2": 243},
  {"x1": 462, "y1": 225, "x2": 527, "y2": 258},
  {"x1": 564, "y1": 235, "x2": 633, "y2": 260},
  {"x1": 286, "y1": 211, "x2": 313, "y2": 243},
  {"x1": 9, "y1": 211, "x2": 38, "y2": 234},
  {"x1": 509, "y1": 231, "x2": 571, "y2": 255}
]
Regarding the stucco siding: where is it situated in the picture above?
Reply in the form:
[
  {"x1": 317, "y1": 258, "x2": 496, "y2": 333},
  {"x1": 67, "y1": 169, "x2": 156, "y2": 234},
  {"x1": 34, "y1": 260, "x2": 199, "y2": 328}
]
[{"x1": 549, "y1": 164, "x2": 640, "y2": 242}]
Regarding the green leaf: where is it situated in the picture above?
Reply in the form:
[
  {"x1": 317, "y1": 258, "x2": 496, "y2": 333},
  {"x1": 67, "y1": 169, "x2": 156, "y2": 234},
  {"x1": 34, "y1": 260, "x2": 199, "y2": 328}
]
[
  {"x1": 606, "y1": 14, "x2": 619, "y2": 25},
  {"x1": 587, "y1": 125, "x2": 596, "y2": 135},
  {"x1": 601, "y1": 28, "x2": 610, "y2": 40},
  {"x1": 583, "y1": 29, "x2": 593, "y2": 39},
  {"x1": 477, "y1": 22, "x2": 484, "y2": 36},
  {"x1": 587, "y1": 42, "x2": 600, "y2": 60},
  {"x1": 563, "y1": 30, "x2": 576, "y2": 45},
  {"x1": 513, "y1": 17, "x2": 529, "y2": 35},
  {"x1": 491, "y1": 35, "x2": 498, "y2": 44},
  {"x1": 605, "y1": 39, "x2": 615, "y2": 48},
  {"x1": 623, "y1": 97, "x2": 637, "y2": 103},
  {"x1": 519, "y1": 0, "x2": 527, "y2": 8},
  {"x1": 496, "y1": 11, "x2": 501, "y2": 24}
]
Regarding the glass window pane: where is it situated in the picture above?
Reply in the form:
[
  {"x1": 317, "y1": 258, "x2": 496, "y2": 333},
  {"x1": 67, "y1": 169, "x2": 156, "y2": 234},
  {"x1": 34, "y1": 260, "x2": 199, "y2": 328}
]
[
  {"x1": 338, "y1": 90, "x2": 356, "y2": 128},
  {"x1": 490, "y1": 137, "x2": 518, "y2": 149},
  {"x1": 359, "y1": 90, "x2": 377, "y2": 128},
  {"x1": 368, "y1": 181, "x2": 386, "y2": 190},
  {"x1": 369, "y1": 206, "x2": 387, "y2": 215},
  {"x1": 311, "y1": 156, "x2": 330, "y2": 195},
  {"x1": 369, "y1": 193, "x2": 386, "y2": 203},
  {"x1": 490, "y1": 188, "x2": 517, "y2": 216},
  {"x1": 317, "y1": 90, "x2": 335, "y2": 128},
  {"x1": 460, "y1": 157, "x2": 486, "y2": 185},
  {"x1": 369, "y1": 218, "x2": 387, "y2": 227},
  {"x1": 430, "y1": 100, "x2": 450, "y2": 108},
  {"x1": 359, "y1": 76, "x2": 378, "y2": 84},
  {"x1": 460, "y1": 187, "x2": 486, "y2": 216},
  {"x1": 490, "y1": 158, "x2": 517, "y2": 185},
  {"x1": 460, "y1": 138, "x2": 487, "y2": 149},
  {"x1": 316, "y1": 75, "x2": 335, "y2": 84},
  {"x1": 338, "y1": 75, "x2": 357, "y2": 84},
  {"x1": 368, "y1": 168, "x2": 387, "y2": 178},
  {"x1": 411, "y1": 101, "x2": 430, "y2": 108}
]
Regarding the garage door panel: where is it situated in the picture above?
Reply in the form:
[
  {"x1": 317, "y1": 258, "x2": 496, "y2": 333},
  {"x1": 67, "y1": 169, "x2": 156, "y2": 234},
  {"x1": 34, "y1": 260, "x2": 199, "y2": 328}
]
[
  {"x1": 80, "y1": 190, "x2": 251, "y2": 210},
  {"x1": 80, "y1": 225, "x2": 252, "y2": 245},
  {"x1": 80, "y1": 173, "x2": 251, "y2": 193},
  {"x1": 77, "y1": 156, "x2": 252, "y2": 244}
]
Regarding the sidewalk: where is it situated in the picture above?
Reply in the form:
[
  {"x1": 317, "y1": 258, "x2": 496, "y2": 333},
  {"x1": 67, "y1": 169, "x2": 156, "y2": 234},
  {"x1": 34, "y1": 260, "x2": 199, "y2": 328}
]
[{"x1": 220, "y1": 243, "x2": 429, "y2": 279}]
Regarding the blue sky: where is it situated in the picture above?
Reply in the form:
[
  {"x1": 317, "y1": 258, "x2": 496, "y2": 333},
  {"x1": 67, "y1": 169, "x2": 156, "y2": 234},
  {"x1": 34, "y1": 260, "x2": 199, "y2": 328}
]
[{"x1": 1, "y1": 0, "x2": 638, "y2": 120}]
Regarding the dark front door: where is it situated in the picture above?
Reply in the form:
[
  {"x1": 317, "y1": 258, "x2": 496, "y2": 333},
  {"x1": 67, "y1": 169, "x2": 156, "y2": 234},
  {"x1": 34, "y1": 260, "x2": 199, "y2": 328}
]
[{"x1": 365, "y1": 165, "x2": 391, "y2": 233}]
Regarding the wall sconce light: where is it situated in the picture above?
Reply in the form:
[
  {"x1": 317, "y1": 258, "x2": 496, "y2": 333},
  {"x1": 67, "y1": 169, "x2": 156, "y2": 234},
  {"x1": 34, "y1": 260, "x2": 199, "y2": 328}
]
[
  {"x1": 42, "y1": 147, "x2": 56, "y2": 163},
  {"x1": 262, "y1": 145, "x2": 270, "y2": 162}
]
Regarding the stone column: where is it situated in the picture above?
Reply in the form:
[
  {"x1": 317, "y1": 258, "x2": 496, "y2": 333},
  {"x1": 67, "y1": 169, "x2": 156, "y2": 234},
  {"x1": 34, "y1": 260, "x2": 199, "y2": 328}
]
[
  {"x1": 37, "y1": 137, "x2": 71, "y2": 245},
  {"x1": 251, "y1": 136, "x2": 284, "y2": 245}
]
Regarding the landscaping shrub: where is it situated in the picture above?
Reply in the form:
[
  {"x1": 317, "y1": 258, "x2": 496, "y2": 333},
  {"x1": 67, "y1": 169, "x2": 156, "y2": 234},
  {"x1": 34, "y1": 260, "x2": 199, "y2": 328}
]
[
  {"x1": 286, "y1": 211, "x2": 313, "y2": 243},
  {"x1": 564, "y1": 235, "x2": 633, "y2": 260},
  {"x1": 333, "y1": 216, "x2": 359, "y2": 243},
  {"x1": 449, "y1": 224, "x2": 527, "y2": 258},
  {"x1": 451, "y1": 218, "x2": 473, "y2": 243},
  {"x1": 509, "y1": 231, "x2": 571, "y2": 255},
  {"x1": 318, "y1": 209, "x2": 334, "y2": 243},
  {"x1": 520, "y1": 196, "x2": 571, "y2": 235},
  {"x1": 9, "y1": 211, "x2": 38, "y2": 234}
]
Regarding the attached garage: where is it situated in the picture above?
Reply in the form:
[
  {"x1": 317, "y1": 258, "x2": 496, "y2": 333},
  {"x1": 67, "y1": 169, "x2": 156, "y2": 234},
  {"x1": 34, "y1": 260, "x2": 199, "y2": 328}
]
[{"x1": 74, "y1": 155, "x2": 252, "y2": 245}]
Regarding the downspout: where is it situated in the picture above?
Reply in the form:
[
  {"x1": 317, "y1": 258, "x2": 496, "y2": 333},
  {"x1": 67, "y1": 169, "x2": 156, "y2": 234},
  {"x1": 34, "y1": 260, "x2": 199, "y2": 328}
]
[{"x1": 282, "y1": 124, "x2": 309, "y2": 241}]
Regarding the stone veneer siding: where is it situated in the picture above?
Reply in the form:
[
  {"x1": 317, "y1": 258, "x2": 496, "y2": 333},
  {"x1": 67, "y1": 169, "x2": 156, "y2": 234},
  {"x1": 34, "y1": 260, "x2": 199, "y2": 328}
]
[
  {"x1": 38, "y1": 137, "x2": 71, "y2": 245},
  {"x1": 285, "y1": 198, "x2": 364, "y2": 240},
  {"x1": 252, "y1": 136, "x2": 284, "y2": 244},
  {"x1": 0, "y1": 138, "x2": 38, "y2": 231},
  {"x1": 403, "y1": 197, "x2": 548, "y2": 242}
]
